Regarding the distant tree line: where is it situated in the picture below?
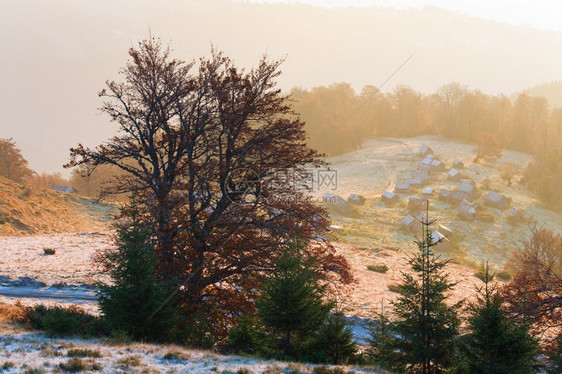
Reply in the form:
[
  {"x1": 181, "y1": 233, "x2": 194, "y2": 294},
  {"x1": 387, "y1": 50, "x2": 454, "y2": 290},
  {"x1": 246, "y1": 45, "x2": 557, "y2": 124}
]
[
  {"x1": 0, "y1": 137, "x2": 71, "y2": 189},
  {"x1": 292, "y1": 82, "x2": 562, "y2": 210}
]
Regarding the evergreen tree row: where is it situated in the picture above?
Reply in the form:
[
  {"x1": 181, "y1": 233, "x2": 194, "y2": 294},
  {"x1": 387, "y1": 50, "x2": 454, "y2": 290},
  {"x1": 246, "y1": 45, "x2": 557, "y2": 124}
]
[
  {"x1": 368, "y1": 213, "x2": 538, "y2": 373},
  {"x1": 97, "y1": 203, "x2": 542, "y2": 371}
]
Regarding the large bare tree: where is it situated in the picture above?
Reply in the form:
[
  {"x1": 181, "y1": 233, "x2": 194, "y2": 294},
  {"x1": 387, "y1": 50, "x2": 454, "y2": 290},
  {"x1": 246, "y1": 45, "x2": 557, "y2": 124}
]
[{"x1": 67, "y1": 38, "x2": 352, "y2": 335}]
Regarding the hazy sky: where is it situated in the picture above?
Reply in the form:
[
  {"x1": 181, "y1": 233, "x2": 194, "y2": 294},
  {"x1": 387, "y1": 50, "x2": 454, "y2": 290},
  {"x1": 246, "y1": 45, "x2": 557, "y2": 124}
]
[
  {"x1": 1, "y1": 0, "x2": 561, "y2": 178},
  {"x1": 241, "y1": 0, "x2": 562, "y2": 31}
]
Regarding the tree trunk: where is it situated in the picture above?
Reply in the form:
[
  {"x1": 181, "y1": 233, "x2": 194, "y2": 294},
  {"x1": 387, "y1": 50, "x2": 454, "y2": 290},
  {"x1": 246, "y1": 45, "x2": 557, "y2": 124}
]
[{"x1": 284, "y1": 328, "x2": 291, "y2": 357}]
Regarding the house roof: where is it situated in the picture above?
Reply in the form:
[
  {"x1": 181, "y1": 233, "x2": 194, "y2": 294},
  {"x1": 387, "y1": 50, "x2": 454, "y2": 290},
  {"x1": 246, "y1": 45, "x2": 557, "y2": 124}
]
[
  {"x1": 348, "y1": 193, "x2": 365, "y2": 201},
  {"x1": 431, "y1": 230, "x2": 446, "y2": 243},
  {"x1": 402, "y1": 215, "x2": 415, "y2": 226},
  {"x1": 448, "y1": 168, "x2": 459, "y2": 177},
  {"x1": 485, "y1": 191, "x2": 507, "y2": 202},
  {"x1": 439, "y1": 189, "x2": 452, "y2": 197},
  {"x1": 458, "y1": 199, "x2": 477, "y2": 216},
  {"x1": 414, "y1": 169, "x2": 429, "y2": 180},
  {"x1": 395, "y1": 183, "x2": 410, "y2": 191},
  {"x1": 457, "y1": 182, "x2": 475, "y2": 194},
  {"x1": 52, "y1": 186, "x2": 74, "y2": 193},
  {"x1": 451, "y1": 190, "x2": 469, "y2": 201},
  {"x1": 412, "y1": 211, "x2": 429, "y2": 223},
  {"x1": 508, "y1": 207, "x2": 520, "y2": 216},
  {"x1": 382, "y1": 191, "x2": 397, "y2": 199},
  {"x1": 419, "y1": 144, "x2": 433, "y2": 155},
  {"x1": 423, "y1": 187, "x2": 434, "y2": 194},
  {"x1": 405, "y1": 178, "x2": 422, "y2": 185},
  {"x1": 438, "y1": 224, "x2": 453, "y2": 235}
]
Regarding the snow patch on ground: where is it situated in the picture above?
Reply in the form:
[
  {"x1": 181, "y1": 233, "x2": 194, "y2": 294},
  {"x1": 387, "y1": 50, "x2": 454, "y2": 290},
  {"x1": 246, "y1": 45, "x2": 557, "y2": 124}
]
[{"x1": 0, "y1": 329, "x2": 381, "y2": 373}]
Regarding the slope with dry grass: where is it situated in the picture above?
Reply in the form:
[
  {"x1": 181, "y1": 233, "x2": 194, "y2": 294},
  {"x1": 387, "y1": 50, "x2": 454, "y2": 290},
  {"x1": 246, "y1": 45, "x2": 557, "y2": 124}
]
[
  {"x1": 320, "y1": 136, "x2": 562, "y2": 269},
  {"x1": 0, "y1": 176, "x2": 115, "y2": 236}
]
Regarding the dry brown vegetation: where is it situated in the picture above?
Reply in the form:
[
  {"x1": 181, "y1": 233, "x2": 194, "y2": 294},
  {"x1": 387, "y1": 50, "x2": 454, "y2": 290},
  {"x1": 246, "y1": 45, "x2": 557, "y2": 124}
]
[{"x1": 0, "y1": 176, "x2": 115, "y2": 236}]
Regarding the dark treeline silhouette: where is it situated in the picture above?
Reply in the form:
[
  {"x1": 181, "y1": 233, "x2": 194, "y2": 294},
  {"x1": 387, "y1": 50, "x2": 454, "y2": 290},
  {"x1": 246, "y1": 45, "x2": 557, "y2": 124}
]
[{"x1": 293, "y1": 82, "x2": 562, "y2": 210}]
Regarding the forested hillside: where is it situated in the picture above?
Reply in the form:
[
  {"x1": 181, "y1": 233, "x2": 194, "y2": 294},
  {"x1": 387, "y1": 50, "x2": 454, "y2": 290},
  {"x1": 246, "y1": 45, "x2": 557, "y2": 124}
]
[{"x1": 293, "y1": 83, "x2": 562, "y2": 210}]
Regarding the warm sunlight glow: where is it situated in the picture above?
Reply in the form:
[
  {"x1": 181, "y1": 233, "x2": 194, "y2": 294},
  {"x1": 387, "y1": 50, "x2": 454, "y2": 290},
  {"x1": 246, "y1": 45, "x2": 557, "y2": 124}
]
[{"x1": 241, "y1": 0, "x2": 562, "y2": 31}]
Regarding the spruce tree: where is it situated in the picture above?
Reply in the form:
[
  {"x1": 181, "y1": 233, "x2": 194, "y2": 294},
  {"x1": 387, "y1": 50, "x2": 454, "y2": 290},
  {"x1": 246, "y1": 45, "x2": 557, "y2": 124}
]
[
  {"x1": 97, "y1": 203, "x2": 180, "y2": 342},
  {"x1": 311, "y1": 311, "x2": 357, "y2": 364},
  {"x1": 461, "y1": 264, "x2": 538, "y2": 374},
  {"x1": 387, "y1": 210, "x2": 461, "y2": 373},
  {"x1": 368, "y1": 303, "x2": 401, "y2": 370},
  {"x1": 256, "y1": 238, "x2": 333, "y2": 359}
]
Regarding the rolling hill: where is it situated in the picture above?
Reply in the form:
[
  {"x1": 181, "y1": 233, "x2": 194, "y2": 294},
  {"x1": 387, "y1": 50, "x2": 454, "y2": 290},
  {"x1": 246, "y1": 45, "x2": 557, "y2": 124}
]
[
  {"x1": 320, "y1": 135, "x2": 562, "y2": 268},
  {"x1": 0, "y1": 176, "x2": 115, "y2": 236}
]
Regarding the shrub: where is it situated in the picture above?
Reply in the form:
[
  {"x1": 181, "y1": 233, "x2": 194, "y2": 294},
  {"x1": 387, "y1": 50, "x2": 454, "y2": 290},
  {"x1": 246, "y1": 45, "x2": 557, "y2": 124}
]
[
  {"x1": 226, "y1": 315, "x2": 262, "y2": 354},
  {"x1": 387, "y1": 284, "x2": 402, "y2": 293},
  {"x1": 496, "y1": 269, "x2": 512, "y2": 282},
  {"x1": 67, "y1": 348, "x2": 102, "y2": 358},
  {"x1": 182, "y1": 311, "x2": 216, "y2": 349},
  {"x1": 59, "y1": 358, "x2": 88, "y2": 372},
  {"x1": 24, "y1": 305, "x2": 107, "y2": 338},
  {"x1": 115, "y1": 355, "x2": 141, "y2": 368},
  {"x1": 1, "y1": 361, "x2": 15, "y2": 370},
  {"x1": 23, "y1": 368, "x2": 46, "y2": 374},
  {"x1": 162, "y1": 350, "x2": 189, "y2": 362},
  {"x1": 42, "y1": 247, "x2": 56, "y2": 255},
  {"x1": 366, "y1": 264, "x2": 388, "y2": 273},
  {"x1": 312, "y1": 367, "x2": 346, "y2": 374},
  {"x1": 107, "y1": 329, "x2": 132, "y2": 345},
  {"x1": 236, "y1": 369, "x2": 254, "y2": 374}
]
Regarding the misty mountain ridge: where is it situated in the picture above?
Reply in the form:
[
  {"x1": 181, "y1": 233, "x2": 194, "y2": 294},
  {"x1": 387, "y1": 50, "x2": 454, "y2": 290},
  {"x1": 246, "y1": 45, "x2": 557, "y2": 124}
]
[
  {"x1": 1, "y1": 0, "x2": 561, "y2": 177},
  {"x1": 513, "y1": 80, "x2": 562, "y2": 109}
]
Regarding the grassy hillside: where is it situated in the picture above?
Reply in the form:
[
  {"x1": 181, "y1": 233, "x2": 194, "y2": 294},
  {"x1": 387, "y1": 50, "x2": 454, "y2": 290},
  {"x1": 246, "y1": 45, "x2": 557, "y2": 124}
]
[
  {"x1": 0, "y1": 176, "x2": 115, "y2": 236},
  {"x1": 320, "y1": 136, "x2": 562, "y2": 268}
]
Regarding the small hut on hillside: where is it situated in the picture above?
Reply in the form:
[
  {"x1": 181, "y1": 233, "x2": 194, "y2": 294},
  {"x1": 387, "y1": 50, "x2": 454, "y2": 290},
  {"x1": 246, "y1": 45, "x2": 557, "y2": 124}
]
[
  {"x1": 438, "y1": 224, "x2": 453, "y2": 237},
  {"x1": 323, "y1": 193, "x2": 352, "y2": 215},
  {"x1": 381, "y1": 191, "x2": 400, "y2": 205},
  {"x1": 448, "y1": 168, "x2": 461, "y2": 181},
  {"x1": 420, "y1": 158, "x2": 432, "y2": 167},
  {"x1": 456, "y1": 180, "x2": 477, "y2": 198},
  {"x1": 507, "y1": 207, "x2": 524, "y2": 223},
  {"x1": 413, "y1": 169, "x2": 429, "y2": 182},
  {"x1": 412, "y1": 211, "x2": 429, "y2": 224},
  {"x1": 52, "y1": 186, "x2": 75, "y2": 193},
  {"x1": 431, "y1": 230, "x2": 451, "y2": 250},
  {"x1": 430, "y1": 159, "x2": 445, "y2": 172},
  {"x1": 405, "y1": 178, "x2": 423, "y2": 188},
  {"x1": 458, "y1": 199, "x2": 477, "y2": 220},
  {"x1": 451, "y1": 190, "x2": 469, "y2": 204},
  {"x1": 408, "y1": 197, "x2": 427, "y2": 213},
  {"x1": 348, "y1": 194, "x2": 366, "y2": 205},
  {"x1": 453, "y1": 159, "x2": 465, "y2": 169},
  {"x1": 419, "y1": 144, "x2": 434, "y2": 157},
  {"x1": 395, "y1": 183, "x2": 411, "y2": 193},
  {"x1": 484, "y1": 191, "x2": 510, "y2": 209},
  {"x1": 422, "y1": 187, "x2": 434, "y2": 195},
  {"x1": 401, "y1": 215, "x2": 421, "y2": 232}
]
